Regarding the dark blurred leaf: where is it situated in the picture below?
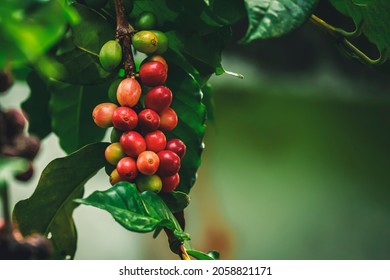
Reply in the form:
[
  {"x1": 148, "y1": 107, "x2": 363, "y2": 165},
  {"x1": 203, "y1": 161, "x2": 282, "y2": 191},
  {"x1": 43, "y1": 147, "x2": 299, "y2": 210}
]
[
  {"x1": 202, "y1": 83, "x2": 215, "y2": 122},
  {"x1": 13, "y1": 142, "x2": 108, "y2": 259},
  {"x1": 159, "y1": 191, "x2": 190, "y2": 213},
  {"x1": 187, "y1": 249, "x2": 216, "y2": 260},
  {"x1": 49, "y1": 80, "x2": 110, "y2": 154},
  {"x1": 207, "y1": 0, "x2": 246, "y2": 25},
  {"x1": 241, "y1": 0, "x2": 319, "y2": 43},
  {"x1": 165, "y1": 65, "x2": 206, "y2": 194},
  {"x1": 23, "y1": 71, "x2": 52, "y2": 139},
  {"x1": 75, "y1": 182, "x2": 189, "y2": 241},
  {"x1": 207, "y1": 250, "x2": 220, "y2": 260}
]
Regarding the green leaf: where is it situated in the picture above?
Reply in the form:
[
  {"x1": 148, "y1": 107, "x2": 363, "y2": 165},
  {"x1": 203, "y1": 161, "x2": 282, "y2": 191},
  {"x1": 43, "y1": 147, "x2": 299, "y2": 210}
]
[
  {"x1": 165, "y1": 65, "x2": 206, "y2": 194},
  {"x1": 330, "y1": 0, "x2": 390, "y2": 59},
  {"x1": 159, "y1": 191, "x2": 190, "y2": 213},
  {"x1": 241, "y1": 0, "x2": 319, "y2": 43},
  {"x1": 201, "y1": 83, "x2": 215, "y2": 122},
  {"x1": 13, "y1": 142, "x2": 108, "y2": 259},
  {"x1": 0, "y1": 157, "x2": 29, "y2": 185},
  {"x1": 187, "y1": 249, "x2": 217, "y2": 260},
  {"x1": 22, "y1": 71, "x2": 52, "y2": 139},
  {"x1": 49, "y1": 80, "x2": 110, "y2": 154},
  {"x1": 75, "y1": 181, "x2": 189, "y2": 241}
]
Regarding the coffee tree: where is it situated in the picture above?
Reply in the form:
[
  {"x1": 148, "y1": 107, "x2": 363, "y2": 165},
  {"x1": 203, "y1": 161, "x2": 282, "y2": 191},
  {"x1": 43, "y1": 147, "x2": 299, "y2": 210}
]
[{"x1": 1, "y1": 0, "x2": 389, "y2": 259}]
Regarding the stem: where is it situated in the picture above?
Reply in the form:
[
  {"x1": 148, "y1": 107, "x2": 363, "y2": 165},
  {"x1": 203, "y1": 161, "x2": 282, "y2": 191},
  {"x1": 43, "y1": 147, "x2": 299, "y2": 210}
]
[
  {"x1": 164, "y1": 228, "x2": 191, "y2": 260},
  {"x1": 114, "y1": 0, "x2": 136, "y2": 78}
]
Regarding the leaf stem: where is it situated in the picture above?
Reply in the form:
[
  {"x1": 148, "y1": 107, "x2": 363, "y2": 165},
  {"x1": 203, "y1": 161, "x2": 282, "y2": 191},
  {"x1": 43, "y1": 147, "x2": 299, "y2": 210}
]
[
  {"x1": 113, "y1": 0, "x2": 136, "y2": 78},
  {"x1": 163, "y1": 228, "x2": 191, "y2": 260}
]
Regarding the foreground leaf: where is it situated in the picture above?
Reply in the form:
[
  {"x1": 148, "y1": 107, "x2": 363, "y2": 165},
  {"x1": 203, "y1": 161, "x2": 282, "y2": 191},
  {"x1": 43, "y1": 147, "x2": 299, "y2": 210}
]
[
  {"x1": 241, "y1": 0, "x2": 319, "y2": 43},
  {"x1": 13, "y1": 143, "x2": 108, "y2": 259},
  {"x1": 187, "y1": 249, "x2": 217, "y2": 260}
]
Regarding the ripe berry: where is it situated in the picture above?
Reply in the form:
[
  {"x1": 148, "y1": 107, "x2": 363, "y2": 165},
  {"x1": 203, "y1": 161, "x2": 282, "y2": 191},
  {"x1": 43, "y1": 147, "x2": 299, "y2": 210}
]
[
  {"x1": 92, "y1": 102, "x2": 117, "y2": 128},
  {"x1": 112, "y1": 107, "x2": 138, "y2": 131},
  {"x1": 105, "y1": 142, "x2": 125, "y2": 165},
  {"x1": 159, "y1": 107, "x2": 178, "y2": 131},
  {"x1": 143, "y1": 55, "x2": 168, "y2": 71},
  {"x1": 116, "y1": 78, "x2": 142, "y2": 107},
  {"x1": 144, "y1": 130, "x2": 166, "y2": 153},
  {"x1": 161, "y1": 173, "x2": 180, "y2": 192},
  {"x1": 136, "y1": 174, "x2": 162, "y2": 193},
  {"x1": 144, "y1": 86, "x2": 172, "y2": 113},
  {"x1": 136, "y1": 151, "x2": 160, "y2": 175},
  {"x1": 135, "y1": 12, "x2": 157, "y2": 30},
  {"x1": 116, "y1": 157, "x2": 138, "y2": 181},
  {"x1": 4, "y1": 109, "x2": 26, "y2": 138},
  {"x1": 109, "y1": 169, "x2": 123, "y2": 185},
  {"x1": 138, "y1": 109, "x2": 160, "y2": 132},
  {"x1": 151, "y1": 30, "x2": 168, "y2": 54},
  {"x1": 166, "y1": 138, "x2": 186, "y2": 158},
  {"x1": 120, "y1": 131, "x2": 146, "y2": 157},
  {"x1": 132, "y1": 31, "x2": 158, "y2": 54},
  {"x1": 157, "y1": 150, "x2": 180, "y2": 177},
  {"x1": 0, "y1": 70, "x2": 14, "y2": 93},
  {"x1": 99, "y1": 40, "x2": 122, "y2": 72},
  {"x1": 139, "y1": 61, "x2": 167, "y2": 87}
]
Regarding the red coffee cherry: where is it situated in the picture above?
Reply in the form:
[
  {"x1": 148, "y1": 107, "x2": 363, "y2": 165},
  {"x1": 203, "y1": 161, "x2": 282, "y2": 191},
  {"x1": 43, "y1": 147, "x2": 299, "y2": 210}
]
[
  {"x1": 157, "y1": 150, "x2": 180, "y2": 177},
  {"x1": 159, "y1": 107, "x2": 178, "y2": 131},
  {"x1": 116, "y1": 78, "x2": 142, "y2": 107},
  {"x1": 136, "y1": 151, "x2": 160, "y2": 175},
  {"x1": 144, "y1": 130, "x2": 166, "y2": 153},
  {"x1": 92, "y1": 103, "x2": 118, "y2": 128},
  {"x1": 144, "y1": 86, "x2": 172, "y2": 113},
  {"x1": 112, "y1": 106, "x2": 138, "y2": 131},
  {"x1": 143, "y1": 55, "x2": 168, "y2": 71},
  {"x1": 105, "y1": 142, "x2": 125, "y2": 165},
  {"x1": 161, "y1": 173, "x2": 180, "y2": 193},
  {"x1": 116, "y1": 157, "x2": 138, "y2": 181},
  {"x1": 120, "y1": 131, "x2": 146, "y2": 157},
  {"x1": 166, "y1": 138, "x2": 186, "y2": 158},
  {"x1": 138, "y1": 109, "x2": 160, "y2": 132},
  {"x1": 139, "y1": 61, "x2": 167, "y2": 87}
]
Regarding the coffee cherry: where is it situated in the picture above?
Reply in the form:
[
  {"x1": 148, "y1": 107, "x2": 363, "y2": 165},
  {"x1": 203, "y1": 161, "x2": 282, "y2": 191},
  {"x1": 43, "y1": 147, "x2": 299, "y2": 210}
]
[
  {"x1": 135, "y1": 12, "x2": 157, "y2": 30},
  {"x1": 110, "y1": 128, "x2": 122, "y2": 142},
  {"x1": 6, "y1": 135, "x2": 41, "y2": 160},
  {"x1": 4, "y1": 109, "x2": 26, "y2": 138},
  {"x1": 143, "y1": 55, "x2": 168, "y2": 71},
  {"x1": 132, "y1": 31, "x2": 158, "y2": 54},
  {"x1": 0, "y1": 70, "x2": 13, "y2": 93},
  {"x1": 92, "y1": 102, "x2": 117, "y2": 128},
  {"x1": 108, "y1": 78, "x2": 122, "y2": 104},
  {"x1": 166, "y1": 138, "x2": 186, "y2": 158},
  {"x1": 99, "y1": 40, "x2": 122, "y2": 72},
  {"x1": 151, "y1": 30, "x2": 168, "y2": 54},
  {"x1": 159, "y1": 107, "x2": 178, "y2": 131},
  {"x1": 15, "y1": 161, "x2": 34, "y2": 182},
  {"x1": 157, "y1": 150, "x2": 180, "y2": 177},
  {"x1": 116, "y1": 78, "x2": 142, "y2": 107},
  {"x1": 120, "y1": 131, "x2": 146, "y2": 157},
  {"x1": 144, "y1": 130, "x2": 166, "y2": 153},
  {"x1": 112, "y1": 107, "x2": 138, "y2": 131},
  {"x1": 161, "y1": 173, "x2": 180, "y2": 192},
  {"x1": 139, "y1": 61, "x2": 167, "y2": 87},
  {"x1": 109, "y1": 169, "x2": 123, "y2": 185},
  {"x1": 136, "y1": 151, "x2": 160, "y2": 175},
  {"x1": 105, "y1": 142, "x2": 125, "y2": 165},
  {"x1": 144, "y1": 86, "x2": 172, "y2": 113},
  {"x1": 136, "y1": 174, "x2": 162, "y2": 193},
  {"x1": 138, "y1": 109, "x2": 160, "y2": 132},
  {"x1": 116, "y1": 157, "x2": 138, "y2": 181}
]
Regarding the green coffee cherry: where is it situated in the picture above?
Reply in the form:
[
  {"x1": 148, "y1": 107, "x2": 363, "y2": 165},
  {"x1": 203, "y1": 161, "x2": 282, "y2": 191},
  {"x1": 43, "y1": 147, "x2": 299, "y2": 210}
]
[
  {"x1": 99, "y1": 40, "x2": 122, "y2": 72},
  {"x1": 108, "y1": 78, "x2": 122, "y2": 104},
  {"x1": 132, "y1": 31, "x2": 158, "y2": 54},
  {"x1": 136, "y1": 174, "x2": 162, "y2": 193},
  {"x1": 151, "y1": 30, "x2": 168, "y2": 54},
  {"x1": 135, "y1": 12, "x2": 157, "y2": 30}
]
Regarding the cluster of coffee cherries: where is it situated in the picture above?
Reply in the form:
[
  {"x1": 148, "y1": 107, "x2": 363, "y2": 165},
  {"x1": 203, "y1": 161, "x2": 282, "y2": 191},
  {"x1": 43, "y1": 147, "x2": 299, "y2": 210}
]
[
  {"x1": 0, "y1": 72, "x2": 40, "y2": 182},
  {"x1": 92, "y1": 12, "x2": 186, "y2": 194}
]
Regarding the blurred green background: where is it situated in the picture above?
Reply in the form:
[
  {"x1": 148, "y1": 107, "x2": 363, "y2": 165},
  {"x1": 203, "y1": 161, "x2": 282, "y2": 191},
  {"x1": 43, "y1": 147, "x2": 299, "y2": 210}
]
[{"x1": 2, "y1": 3, "x2": 390, "y2": 260}]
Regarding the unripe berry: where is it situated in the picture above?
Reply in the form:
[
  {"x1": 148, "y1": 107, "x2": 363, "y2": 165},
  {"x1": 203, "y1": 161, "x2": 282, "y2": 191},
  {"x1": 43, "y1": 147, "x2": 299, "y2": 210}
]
[
  {"x1": 151, "y1": 30, "x2": 168, "y2": 54},
  {"x1": 138, "y1": 109, "x2": 160, "y2": 132},
  {"x1": 135, "y1": 12, "x2": 157, "y2": 30},
  {"x1": 144, "y1": 86, "x2": 172, "y2": 113},
  {"x1": 159, "y1": 107, "x2": 178, "y2": 131},
  {"x1": 139, "y1": 61, "x2": 167, "y2": 87},
  {"x1": 99, "y1": 40, "x2": 122, "y2": 72},
  {"x1": 108, "y1": 78, "x2": 122, "y2": 104},
  {"x1": 136, "y1": 151, "x2": 160, "y2": 175},
  {"x1": 116, "y1": 157, "x2": 138, "y2": 181},
  {"x1": 144, "y1": 130, "x2": 166, "y2": 153},
  {"x1": 136, "y1": 174, "x2": 162, "y2": 193},
  {"x1": 105, "y1": 142, "x2": 125, "y2": 165},
  {"x1": 109, "y1": 169, "x2": 123, "y2": 185},
  {"x1": 157, "y1": 150, "x2": 180, "y2": 177},
  {"x1": 166, "y1": 138, "x2": 186, "y2": 158},
  {"x1": 120, "y1": 131, "x2": 146, "y2": 157},
  {"x1": 161, "y1": 173, "x2": 180, "y2": 193},
  {"x1": 112, "y1": 106, "x2": 138, "y2": 131},
  {"x1": 116, "y1": 78, "x2": 142, "y2": 107},
  {"x1": 132, "y1": 31, "x2": 158, "y2": 54},
  {"x1": 92, "y1": 102, "x2": 117, "y2": 128}
]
